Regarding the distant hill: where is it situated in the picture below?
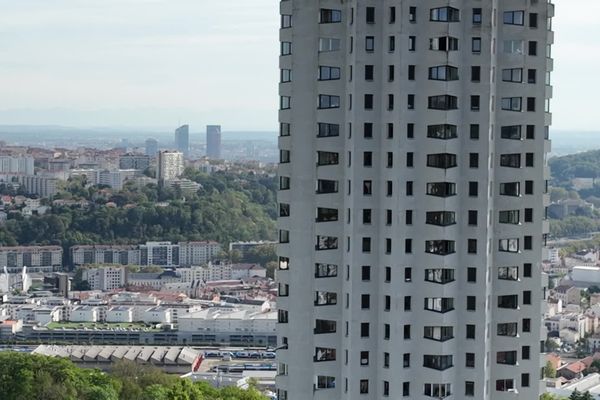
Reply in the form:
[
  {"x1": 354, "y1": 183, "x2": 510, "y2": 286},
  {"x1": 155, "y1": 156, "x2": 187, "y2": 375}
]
[{"x1": 549, "y1": 149, "x2": 600, "y2": 184}]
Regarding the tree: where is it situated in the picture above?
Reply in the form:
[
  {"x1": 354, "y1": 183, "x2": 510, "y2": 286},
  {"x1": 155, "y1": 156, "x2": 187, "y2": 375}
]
[
  {"x1": 589, "y1": 285, "x2": 600, "y2": 294},
  {"x1": 546, "y1": 339, "x2": 560, "y2": 353},
  {"x1": 576, "y1": 338, "x2": 590, "y2": 358},
  {"x1": 0, "y1": 353, "x2": 269, "y2": 399},
  {"x1": 551, "y1": 187, "x2": 570, "y2": 202},
  {"x1": 72, "y1": 269, "x2": 90, "y2": 291},
  {"x1": 544, "y1": 360, "x2": 557, "y2": 378}
]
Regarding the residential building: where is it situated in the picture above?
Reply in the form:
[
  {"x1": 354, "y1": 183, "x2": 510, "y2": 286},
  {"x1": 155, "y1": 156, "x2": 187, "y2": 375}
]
[
  {"x1": 229, "y1": 241, "x2": 277, "y2": 259},
  {"x1": 119, "y1": 153, "x2": 151, "y2": 171},
  {"x1": 553, "y1": 285, "x2": 581, "y2": 306},
  {"x1": 0, "y1": 155, "x2": 34, "y2": 175},
  {"x1": 70, "y1": 245, "x2": 141, "y2": 268},
  {"x1": 98, "y1": 169, "x2": 137, "y2": 190},
  {"x1": 157, "y1": 150, "x2": 184, "y2": 182},
  {"x1": 175, "y1": 125, "x2": 190, "y2": 157},
  {"x1": 145, "y1": 138, "x2": 159, "y2": 157},
  {"x1": 206, "y1": 125, "x2": 222, "y2": 159},
  {"x1": 179, "y1": 241, "x2": 221, "y2": 266},
  {"x1": 140, "y1": 241, "x2": 179, "y2": 267},
  {"x1": 17, "y1": 175, "x2": 59, "y2": 198},
  {"x1": 0, "y1": 246, "x2": 63, "y2": 273},
  {"x1": 277, "y1": 2, "x2": 554, "y2": 399},
  {"x1": 82, "y1": 267, "x2": 127, "y2": 291},
  {"x1": 231, "y1": 263, "x2": 267, "y2": 280}
]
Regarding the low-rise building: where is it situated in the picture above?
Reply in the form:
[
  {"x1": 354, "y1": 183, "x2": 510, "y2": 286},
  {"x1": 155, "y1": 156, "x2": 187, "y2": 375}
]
[
  {"x1": 231, "y1": 264, "x2": 267, "y2": 280},
  {"x1": 554, "y1": 285, "x2": 581, "y2": 305},
  {"x1": 106, "y1": 306, "x2": 133, "y2": 323},
  {"x1": 142, "y1": 307, "x2": 171, "y2": 324},
  {"x1": 70, "y1": 306, "x2": 99, "y2": 322},
  {"x1": 82, "y1": 267, "x2": 127, "y2": 291}
]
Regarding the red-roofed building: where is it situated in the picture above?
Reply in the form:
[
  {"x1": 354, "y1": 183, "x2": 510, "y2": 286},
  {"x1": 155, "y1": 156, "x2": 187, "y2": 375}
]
[{"x1": 558, "y1": 361, "x2": 587, "y2": 380}]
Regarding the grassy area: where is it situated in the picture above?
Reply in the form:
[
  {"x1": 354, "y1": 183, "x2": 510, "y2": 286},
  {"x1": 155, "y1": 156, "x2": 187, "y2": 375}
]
[{"x1": 45, "y1": 322, "x2": 159, "y2": 331}]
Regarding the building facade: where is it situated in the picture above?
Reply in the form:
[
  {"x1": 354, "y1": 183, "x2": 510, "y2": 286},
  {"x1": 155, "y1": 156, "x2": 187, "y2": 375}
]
[
  {"x1": 206, "y1": 125, "x2": 222, "y2": 159},
  {"x1": 277, "y1": 1, "x2": 554, "y2": 399},
  {"x1": 179, "y1": 241, "x2": 221, "y2": 266},
  {"x1": 17, "y1": 175, "x2": 59, "y2": 198},
  {"x1": 145, "y1": 138, "x2": 159, "y2": 157},
  {"x1": 157, "y1": 150, "x2": 184, "y2": 182},
  {"x1": 119, "y1": 153, "x2": 151, "y2": 171},
  {"x1": 82, "y1": 267, "x2": 127, "y2": 291},
  {"x1": 0, "y1": 155, "x2": 34, "y2": 175},
  {"x1": 175, "y1": 125, "x2": 190, "y2": 157},
  {"x1": 0, "y1": 246, "x2": 63, "y2": 273}
]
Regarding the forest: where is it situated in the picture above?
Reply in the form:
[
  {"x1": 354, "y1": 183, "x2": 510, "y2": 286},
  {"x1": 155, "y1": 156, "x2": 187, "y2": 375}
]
[
  {"x1": 0, "y1": 169, "x2": 277, "y2": 250},
  {"x1": 0, "y1": 352, "x2": 267, "y2": 400},
  {"x1": 549, "y1": 149, "x2": 600, "y2": 185}
]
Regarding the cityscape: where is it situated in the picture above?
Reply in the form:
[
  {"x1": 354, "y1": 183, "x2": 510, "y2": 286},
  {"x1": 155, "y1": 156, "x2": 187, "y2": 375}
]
[{"x1": 0, "y1": 1, "x2": 600, "y2": 400}]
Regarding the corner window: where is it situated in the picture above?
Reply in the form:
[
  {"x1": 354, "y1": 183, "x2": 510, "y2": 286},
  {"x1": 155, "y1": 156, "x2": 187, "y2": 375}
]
[
  {"x1": 500, "y1": 125, "x2": 521, "y2": 140},
  {"x1": 319, "y1": 38, "x2": 341, "y2": 52},
  {"x1": 315, "y1": 291, "x2": 337, "y2": 306},
  {"x1": 281, "y1": 14, "x2": 292, "y2": 28},
  {"x1": 428, "y1": 66, "x2": 459, "y2": 81},
  {"x1": 427, "y1": 153, "x2": 457, "y2": 169},
  {"x1": 425, "y1": 240, "x2": 455, "y2": 255},
  {"x1": 500, "y1": 182, "x2": 520, "y2": 196},
  {"x1": 499, "y1": 239, "x2": 519, "y2": 253},
  {"x1": 281, "y1": 42, "x2": 292, "y2": 55},
  {"x1": 428, "y1": 95, "x2": 458, "y2": 110},
  {"x1": 316, "y1": 236, "x2": 338, "y2": 250},
  {"x1": 427, "y1": 124, "x2": 457, "y2": 139},
  {"x1": 318, "y1": 66, "x2": 341, "y2": 81},
  {"x1": 423, "y1": 355, "x2": 453, "y2": 370},
  {"x1": 501, "y1": 97, "x2": 522, "y2": 112},
  {"x1": 424, "y1": 298, "x2": 454, "y2": 313},
  {"x1": 318, "y1": 95, "x2": 340, "y2": 109},
  {"x1": 430, "y1": 36, "x2": 459, "y2": 51},
  {"x1": 319, "y1": 9, "x2": 342, "y2": 23},
  {"x1": 503, "y1": 11, "x2": 524, "y2": 25},
  {"x1": 430, "y1": 7, "x2": 459, "y2": 22}
]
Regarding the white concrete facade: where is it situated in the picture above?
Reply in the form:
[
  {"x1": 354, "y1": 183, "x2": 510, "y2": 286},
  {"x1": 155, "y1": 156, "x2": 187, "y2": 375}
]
[
  {"x1": 277, "y1": 1, "x2": 553, "y2": 399},
  {"x1": 157, "y1": 150, "x2": 184, "y2": 181}
]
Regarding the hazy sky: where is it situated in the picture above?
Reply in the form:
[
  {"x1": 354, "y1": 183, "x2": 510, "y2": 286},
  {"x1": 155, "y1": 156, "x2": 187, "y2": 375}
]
[{"x1": 0, "y1": 0, "x2": 594, "y2": 131}]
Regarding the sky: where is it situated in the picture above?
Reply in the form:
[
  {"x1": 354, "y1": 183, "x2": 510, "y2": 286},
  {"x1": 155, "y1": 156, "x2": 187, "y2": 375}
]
[{"x1": 0, "y1": 0, "x2": 595, "y2": 132}]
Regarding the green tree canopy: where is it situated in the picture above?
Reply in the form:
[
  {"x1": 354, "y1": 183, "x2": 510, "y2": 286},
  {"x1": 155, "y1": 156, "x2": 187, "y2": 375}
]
[{"x1": 0, "y1": 353, "x2": 267, "y2": 400}]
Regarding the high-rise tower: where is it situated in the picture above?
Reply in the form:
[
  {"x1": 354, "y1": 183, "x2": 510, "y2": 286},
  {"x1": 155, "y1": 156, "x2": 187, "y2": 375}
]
[
  {"x1": 206, "y1": 125, "x2": 222, "y2": 159},
  {"x1": 276, "y1": 1, "x2": 554, "y2": 399},
  {"x1": 157, "y1": 150, "x2": 184, "y2": 182},
  {"x1": 145, "y1": 138, "x2": 159, "y2": 156},
  {"x1": 175, "y1": 125, "x2": 190, "y2": 157}
]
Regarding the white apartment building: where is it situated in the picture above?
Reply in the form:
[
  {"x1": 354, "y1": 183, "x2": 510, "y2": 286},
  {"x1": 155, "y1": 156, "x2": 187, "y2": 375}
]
[
  {"x1": 179, "y1": 241, "x2": 221, "y2": 266},
  {"x1": 17, "y1": 175, "x2": 59, "y2": 198},
  {"x1": 98, "y1": 169, "x2": 137, "y2": 190},
  {"x1": 71, "y1": 245, "x2": 141, "y2": 267},
  {"x1": 277, "y1": 1, "x2": 554, "y2": 399},
  {"x1": 82, "y1": 267, "x2": 127, "y2": 291},
  {"x1": 0, "y1": 246, "x2": 63, "y2": 273},
  {"x1": 0, "y1": 155, "x2": 34, "y2": 175},
  {"x1": 158, "y1": 150, "x2": 184, "y2": 181},
  {"x1": 140, "y1": 241, "x2": 179, "y2": 267}
]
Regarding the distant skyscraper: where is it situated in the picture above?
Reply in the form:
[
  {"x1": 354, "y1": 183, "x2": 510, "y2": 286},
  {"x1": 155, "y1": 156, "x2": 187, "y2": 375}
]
[
  {"x1": 206, "y1": 125, "x2": 222, "y2": 159},
  {"x1": 145, "y1": 138, "x2": 159, "y2": 156},
  {"x1": 119, "y1": 138, "x2": 129, "y2": 151},
  {"x1": 175, "y1": 125, "x2": 190, "y2": 157},
  {"x1": 277, "y1": 1, "x2": 554, "y2": 400},
  {"x1": 157, "y1": 150, "x2": 184, "y2": 182}
]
